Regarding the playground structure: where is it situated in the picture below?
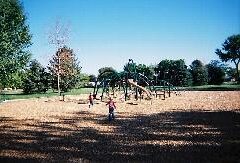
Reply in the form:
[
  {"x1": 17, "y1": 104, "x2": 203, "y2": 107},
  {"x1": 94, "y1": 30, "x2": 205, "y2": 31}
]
[{"x1": 93, "y1": 59, "x2": 180, "y2": 102}]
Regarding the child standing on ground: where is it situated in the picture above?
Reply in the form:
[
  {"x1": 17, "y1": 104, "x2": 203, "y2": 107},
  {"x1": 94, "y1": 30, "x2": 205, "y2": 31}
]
[
  {"x1": 88, "y1": 93, "x2": 94, "y2": 108},
  {"x1": 106, "y1": 97, "x2": 116, "y2": 120}
]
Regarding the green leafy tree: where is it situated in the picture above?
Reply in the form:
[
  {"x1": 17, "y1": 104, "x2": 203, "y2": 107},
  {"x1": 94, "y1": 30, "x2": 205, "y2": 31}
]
[
  {"x1": 8, "y1": 70, "x2": 27, "y2": 89},
  {"x1": 0, "y1": 0, "x2": 32, "y2": 88},
  {"x1": 136, "y1": 64, "x2": 154, "y2": 80},
  {"x1": 78, "y1": 73, "x2": 90, "y2": 88},
  {"x1": 215, "y1": 34, "x2": 240, "y2": 81},
  {"x1": 206, "y1": 60, "x2": 225, "y2": 85},
  {"x1": 156, "y1": 59, "x2": 191, "y2": 86},
  {"x1": 123, "y1": 62, "x2": 154, "y2": 80},
  {"x1": 190, "y1": 60, "x2": 208, "y2": 86},
  {"x1": 186, "y1": 68, "x2": 193, "y2": 86},
  {"x1": 97, "y1": 67, "x2": 119, "y2": 90},
  {"x1": 23, "y1": 60, "x2": 50, "y2": 94},
  {"x1": 48, "y1": 46, "x2": 81, "y2": 92},
  {"x1": 224, "y1": 66, "x2": 236, "y2": 81},
  {"x1": 123, "y1": 62, "x2": 136, "y2": 72},
  {"x1": 98, "y1": 67, "x2": 117, "y2": 81},
  {"x1": 88, "y1": 74, "x2": 97, "y2": 82}
]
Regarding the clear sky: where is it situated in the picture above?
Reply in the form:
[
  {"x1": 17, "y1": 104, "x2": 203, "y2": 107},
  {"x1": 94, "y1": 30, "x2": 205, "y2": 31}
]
[{"x1": 22, "y1": 0, "x2": 240, "y2": 75}]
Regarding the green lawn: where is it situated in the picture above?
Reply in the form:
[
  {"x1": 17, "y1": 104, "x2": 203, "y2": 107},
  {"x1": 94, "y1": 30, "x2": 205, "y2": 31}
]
[
  {"x1": 155, "y1": 83, "x2": 240, "y2": 91},
  {"x1": 1, "y1": 83, "x2": 239, "y2": 102},
  {"x1": 182, "y1": 83, "x2": 240, "y2": 91},
  {"x1": 0, "y1": 88, "x2": 95, "y2": 101}
]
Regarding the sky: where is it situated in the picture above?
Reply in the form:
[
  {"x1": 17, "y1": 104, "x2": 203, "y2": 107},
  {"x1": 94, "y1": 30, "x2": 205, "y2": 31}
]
[{"x1": 22, "y1": 0, "x2": 240, "y2": 75}]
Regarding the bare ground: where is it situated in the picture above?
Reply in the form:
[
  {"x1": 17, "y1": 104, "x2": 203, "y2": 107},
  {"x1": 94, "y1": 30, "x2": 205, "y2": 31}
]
[{"x1": 0, "y1": 91, "x2": 240, "y2": 162}]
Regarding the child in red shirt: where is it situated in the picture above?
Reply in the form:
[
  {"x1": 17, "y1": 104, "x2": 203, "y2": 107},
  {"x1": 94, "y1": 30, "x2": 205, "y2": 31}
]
[
  {"x1": 88, "y1": 93, "x2": 94, "y2": 108},
  {"x1": 106, "y1": 97, "x2": 116, "y2": 121}
]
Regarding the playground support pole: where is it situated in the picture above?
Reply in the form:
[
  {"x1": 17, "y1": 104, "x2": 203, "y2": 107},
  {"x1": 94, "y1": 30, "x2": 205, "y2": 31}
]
[
  {"x1": 168, "y1": 83, "x2": 171, "y2": 97},
  {"x1": 101, "y1": 88, "x2": 104, "y2": 101},
  {"x1": 135, "y1": 87, "x2": 138, "y2": 100},
  {"x1": 93, "y1": 77, "x2": 97, "y2": 96},
  {"x1": 125, "y1": 80, "x2": 128, "y2": 101}
]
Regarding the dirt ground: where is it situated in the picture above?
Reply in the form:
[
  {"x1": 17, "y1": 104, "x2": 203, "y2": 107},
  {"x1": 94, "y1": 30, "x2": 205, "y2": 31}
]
[{"x1": 0, "y1": 91, "x2": 240, "y2": 162}]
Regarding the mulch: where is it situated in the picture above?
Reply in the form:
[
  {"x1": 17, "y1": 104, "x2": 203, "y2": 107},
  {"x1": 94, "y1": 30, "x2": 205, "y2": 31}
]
[{"x1": 0, "y1": 91, "x2": 240, "y2": 162}]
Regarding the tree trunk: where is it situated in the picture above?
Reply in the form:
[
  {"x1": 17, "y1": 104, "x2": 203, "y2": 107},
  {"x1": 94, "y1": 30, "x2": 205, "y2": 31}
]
[
  {"x1": 235, "y1": 62, "x2": 240, "y2": 81},
  {"x1": 233, "y1": 59, "x2": 240, "y2": 81}
]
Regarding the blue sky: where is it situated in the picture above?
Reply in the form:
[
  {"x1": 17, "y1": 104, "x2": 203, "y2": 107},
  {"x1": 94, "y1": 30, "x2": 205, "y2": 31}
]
[{"x1": 22, "y1": 0, "x2": 240, "y2": 75}]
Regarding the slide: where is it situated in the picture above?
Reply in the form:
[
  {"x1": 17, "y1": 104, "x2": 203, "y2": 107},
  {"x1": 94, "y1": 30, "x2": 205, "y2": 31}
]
[{"x1": 128, "y1": 79, "x2": 152, "y2": 99}]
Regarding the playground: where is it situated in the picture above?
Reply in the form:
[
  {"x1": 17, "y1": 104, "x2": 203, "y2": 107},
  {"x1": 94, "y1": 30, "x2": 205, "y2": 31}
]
[{"x1": 0, "y1": 91, "x2": 240, "y2": 162}]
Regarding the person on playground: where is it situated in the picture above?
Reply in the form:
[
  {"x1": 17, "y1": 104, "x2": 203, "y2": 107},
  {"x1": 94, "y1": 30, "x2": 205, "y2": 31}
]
[
  {"x1": 88, "y1": 93, "x2": 94, "y2": 108},
  {"x1": 106, "y1": 97, "x2": 116, "y2": 120}
]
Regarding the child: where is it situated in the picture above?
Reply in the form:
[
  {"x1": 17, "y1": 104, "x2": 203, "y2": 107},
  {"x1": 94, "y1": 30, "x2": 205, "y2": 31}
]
[
  {"x1": 106, "y1": 97, "x2": 116, "y2": 121},
  {"x1": 88, "y1": 93, "x2": 94, "y2": 108}
]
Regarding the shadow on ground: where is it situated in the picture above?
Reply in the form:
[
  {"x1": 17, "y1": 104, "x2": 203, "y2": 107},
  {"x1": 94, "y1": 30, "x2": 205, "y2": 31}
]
[{"x1": 0, "y1": 110, "x2": 240, "y2": 162}]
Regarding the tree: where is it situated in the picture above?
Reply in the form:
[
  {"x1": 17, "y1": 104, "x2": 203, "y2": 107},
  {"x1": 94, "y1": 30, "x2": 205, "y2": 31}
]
[
  {"x1": 78, "y1": 73, "x2": 90, "y2": 88},
  {"x1": 48, "y1": 20, "x2": 70, "y2": 94},
  {"x1": 97, "y1": 67, "x2": 117, "y2": 81},
  {"x1": 216, "y1": 34, "x2": 240, "y2": 81},
  {"x1": 8, "y1": 70, "x2": 27, "y2": 89},
  {"x1": 206, "y1": 60, "x2": 225, "y2": 85},
  {"x1": 89, "y1": 74, "x2": 97, "y2": 82},
  {"x1": 156, "y1": 59, "x2": 191, "y2": 86},
  {"x1": 136, "y1": 64, "x2": 154, "y2": 80},
  {"x1": 0, "y1": 0, "x2": 32, "y2": 88},
  {"x1": 190, "y1": 60, "x2": 208, "y2": 86},
  {"x1": 224, "y1": 66, "x2": 236, "y2": 81},
  {"x1": 23, "y1": 60, "x2": 50, "y2": 94},
  {"x1": 48, "y1": 46, "x2": 81, "y2": 92}
]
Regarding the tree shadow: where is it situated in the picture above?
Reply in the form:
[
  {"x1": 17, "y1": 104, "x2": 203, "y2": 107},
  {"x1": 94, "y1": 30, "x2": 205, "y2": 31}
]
[{"x1": 0, "y1": 110, "x2": 239, "y2": 162}]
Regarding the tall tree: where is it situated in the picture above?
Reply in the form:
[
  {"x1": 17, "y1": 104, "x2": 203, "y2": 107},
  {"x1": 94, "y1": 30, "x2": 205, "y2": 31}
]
[
  {"x1": 48, "y1": 20, "x2": 70, "y2": 94},
  {"x1": 190, "y1": 60, "x2": 208, "y2": 86},
  {"x1": 206, "y1": 60, "x2": 225, "y2": 85},
  {"x1": 215, "y1": 34, "x2": 240, "y2": 81},
  {"x1": 0, "y1": 0, "x2": 32, "y2": 88},
  {"x1": 48, "y1": 46, "x2": 81, "y2": 92}
]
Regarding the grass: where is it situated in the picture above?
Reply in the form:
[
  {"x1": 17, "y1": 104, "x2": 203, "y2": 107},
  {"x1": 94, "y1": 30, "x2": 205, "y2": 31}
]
[
  {"x1": 0, "y1": 88, "x2": 95, "y2": 101},
  {"x1": 155, "y1": 82, "x2": 240, "y2": 91},
  {"x1": 1, "y1": 83, "x2": 239, "y2": 101},
  {"x1": 182, "y1": 83, "x2": 240, "y2": 91}
]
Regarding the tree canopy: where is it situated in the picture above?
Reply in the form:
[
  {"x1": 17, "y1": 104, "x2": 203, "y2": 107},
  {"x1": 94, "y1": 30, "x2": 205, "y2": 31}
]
[
  {"x1": 190, "y1": 60, "x2": 208, "y2": 86},
  {"x1": 215, "y1": 34, "x2": 240, "y2": 81},
  {"x1": 156, "y1": 59, "x2": 191, "y2": 86},
  {"x1": 48, "y1": 46, "x2": 81, "y2": 92},
  {"x1": 23, "y1": 60, "x2": 50, "y2": 94},
  {"x1": 97, "y1": 67, "x2": 117, "y2": 81},
  {"x1": 0, "y1": 0, "x2": 32, "y2": 88},
  {"x1": 206, "y1": 60, "x2": 225, "y2": 85}
]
